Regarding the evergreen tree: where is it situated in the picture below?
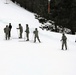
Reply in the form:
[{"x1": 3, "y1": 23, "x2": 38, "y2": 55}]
[{"x1": 11, "y1": 0, "x2": 76, "y2": 34}]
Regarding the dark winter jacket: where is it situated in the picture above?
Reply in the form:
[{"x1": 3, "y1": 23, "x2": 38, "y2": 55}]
[
  {"x1": 62, "y1": 34, "x2": 67, "y2": 42},
  {"x1": 17, "y1": 26, "x2": 23, "y2": 33},
  {"x1": 25, "y1": 27, "x2": 29, "y2": 33},
  {"x1": 9, "y1": 25, "x2": 12, "y2": 31},
  {"x1": 4, "y1": 26, "x2": 10, "y2": 34},
  {"x1": 33, "y1": 30, "x2": 38, "y2": 36}
]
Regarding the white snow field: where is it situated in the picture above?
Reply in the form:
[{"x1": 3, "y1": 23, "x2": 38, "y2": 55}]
[{"x1": 0, "y1": 0, "x2": 76, "y2": 75}]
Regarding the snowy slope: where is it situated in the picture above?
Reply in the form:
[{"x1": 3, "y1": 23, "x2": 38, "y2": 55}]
[{"x1": 0, "y1": 0, "x2": 76, "y2": 75}]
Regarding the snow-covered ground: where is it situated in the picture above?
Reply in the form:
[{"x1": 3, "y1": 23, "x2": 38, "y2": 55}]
[{"x1": 0, "y1": 0, "x2": 76, "y2": 75}]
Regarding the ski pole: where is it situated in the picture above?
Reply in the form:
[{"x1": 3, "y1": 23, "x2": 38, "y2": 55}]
[
  {"x1": 24, "y1": 32, "x2": 26, "y2": 41},
  {"x1": 16, "y1": 28, "x2": 19, "y2": 38}
]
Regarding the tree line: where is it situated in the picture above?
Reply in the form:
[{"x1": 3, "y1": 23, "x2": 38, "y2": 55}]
[{"x1": 11, "y1": 0, "x2": 76, "y2": 34}]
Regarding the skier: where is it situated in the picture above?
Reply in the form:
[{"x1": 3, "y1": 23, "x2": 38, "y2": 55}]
[
  {"x1": 9, "y1": 23, "x2": 12, "y2": 39},
  {"x1": 33, "y1": 28, "x2": 41, "y2": 43},
  {"x1": 4, "y1": 25, "x2": 10, "y2": 40},
  {"x1": 25, "y1": 24, "x2": 29, "y2": 41},
  {"x1": 61, "y1": 33, "x2": 67, "y2": 50},
  {"x1": 17, "y1": 24, "x2": 23, "y2": 38}
]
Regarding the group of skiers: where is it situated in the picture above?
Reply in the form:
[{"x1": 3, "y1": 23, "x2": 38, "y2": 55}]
[
  {"x1": 4, "y1": 23, "x2": 41, "y2": 43},
  {"x1": 4, "y1": 23, "x2": 68, "y2": 50},
  {"x1": 4, "y1": 23, "x2": 12, "y2": 40}
]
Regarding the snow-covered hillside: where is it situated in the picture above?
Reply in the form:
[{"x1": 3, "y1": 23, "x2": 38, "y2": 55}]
[{"x1": 0, "y1": 0, "x2": 76, "y2": 75}]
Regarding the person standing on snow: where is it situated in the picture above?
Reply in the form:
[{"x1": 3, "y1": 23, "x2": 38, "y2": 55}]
[
  {"x1": 9, "y1": 23, "x2": 12, "y2": 39},
  {"x1": 25, "y1": 24, "x2": 29, "y2": 41},
  {"x1": 4, "y1": 25, "x2": 10, "y2": 40},
  {"x1": 61, "y1": 33, "x2": 67, "y2": 50},
  {"x1": 33, "y1": 28, "x2": 41, "y2": 43},
  {"x1": 17, "y1": 24, "x2": 23, "y2": 38}
]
